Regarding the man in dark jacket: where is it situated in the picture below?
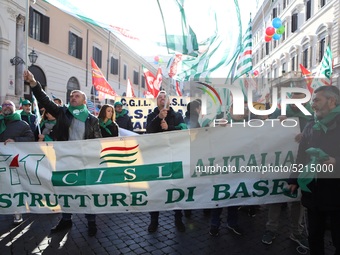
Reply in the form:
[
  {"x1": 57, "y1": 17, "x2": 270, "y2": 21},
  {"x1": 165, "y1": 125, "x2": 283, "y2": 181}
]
[
  {"x1": 24, "y1": 70, "x2": 102, "y2": 237},
  {"x1": 20, "y1": 99, "x2": 39, "y2": 139},
  {"x1": 0, "y1": 100, "x2": 35, "y2": 224},
  {"x1": 288, "y1": 85, "x2": 340, "y2": 255},
  {"x1": 114, "y1": 101, "x2": 133, "y2": 131},
  {"x1": 146, "y1": 91, "x2": 187, "y2": 233}
]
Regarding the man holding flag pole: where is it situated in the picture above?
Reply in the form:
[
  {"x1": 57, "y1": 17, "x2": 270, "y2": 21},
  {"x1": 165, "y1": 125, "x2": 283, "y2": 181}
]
[{"x1": 145, "y1": 90, "x2": 187, "y2": 233}]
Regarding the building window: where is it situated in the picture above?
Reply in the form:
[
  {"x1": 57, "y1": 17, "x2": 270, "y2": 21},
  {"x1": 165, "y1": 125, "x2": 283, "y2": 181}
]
[
  {"x1": 291, "y1": 56, "x2": 296, "y2": 71},
  {"x1": 66, "y1": 77, "x2": 80, "y2": 104},
  {"x1": 283, "y1": 0, "x2": 287, "y2": 9},
  {"x1": 133, "y1": 70, "x2": 139, "y2": 85},
  {"x1": 110, "y1": 57, "x2": 119, "y2": 75},
  {"x1": 273, "y1": 8, "x2": 277, "y2": 18},
  {"x1": 282, "y1": 62, "x2": 286, "y2": 73},
  {"x1": 319, "y1": 38, "x2": 326, "y2": 62},
  {"x1": 320, "y1": 0, "x2": 326, "y2": 8},
  {"x1": 93, "y1": 47, "x2": 102, "y2": 68},
  {"x1": 123, "y1": 64, "x2": 127, "y2": 80},
  {"x1": 310, "y1": 45, "x2": 314, "y2": 68},
  {"x1": 282, "y1": 22, "x2": 287, "y2": 41},
  {"x1": 306, "y1": 0, "x2": 312, "y2": 21},
  {"x1": 68, "y1": 32, "x2": 82, "y2": 59},
  {"x1": 265, "y1": 43, "x2": 269, "y2": 55},
  {"x1": 291, "y1": 13, "x2": 298, "y2": 33},
  {"x1": 303, "y1": 48, "x2": 308, "y2": 68},
  {"x1": 29, "y1": 7, "x2": 50, "y2": 44},
  {"x1": 141, "y1": 75, "x2": 145, "y2": 88}
]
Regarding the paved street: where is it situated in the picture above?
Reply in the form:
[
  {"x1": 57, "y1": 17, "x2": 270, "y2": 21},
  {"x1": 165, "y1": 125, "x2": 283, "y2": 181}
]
[{"x1": 0, "y1": 205, "x2": 335, "y2": 255}]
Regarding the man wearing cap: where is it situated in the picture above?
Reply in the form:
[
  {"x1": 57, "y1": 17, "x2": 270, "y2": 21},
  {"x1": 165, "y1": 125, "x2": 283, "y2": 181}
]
[
  {"x1": 146, "y1": 91, "x2": 188, "y2": 233},
  {"x1": 20, "y1": 99, "x2": 39, "y2": 137},
  {"x1": 114, "y1": 101, "x2": 133, "y2": 131},
  {"x1": 0, "y1": 100, "x2": 35, "y2": 224},
  {"x1": 24, "y1": 70, "x2": 102, "y2": 237}
]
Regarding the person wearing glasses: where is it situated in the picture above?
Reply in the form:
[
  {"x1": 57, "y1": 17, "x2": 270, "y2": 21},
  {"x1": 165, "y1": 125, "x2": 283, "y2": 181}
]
[{"x1": 0, "y1": 100, "x2": 35, "y2": 224}]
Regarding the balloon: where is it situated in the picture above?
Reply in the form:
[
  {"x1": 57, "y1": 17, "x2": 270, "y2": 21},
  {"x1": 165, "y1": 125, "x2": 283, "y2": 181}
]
[
  {"x1": 253, "y1": 70, "x2": 259, "y2": 76},
  {"x1": 158, "y1": 57, "x2": 163, "y2": 63},
  {"x1": 272, "y1": 18, "x2": 282, "y2": 29},
  {"x1": 276, "y1": 25, "x2": 285, "y2": 35},
  {"x1": 272, "y1": 33, "x2": 282, "y2": 40},
  {"x1": 265, "y1": 27, "x2": 275, "y2": 36},
  {"x1": 154, "y1": 56, "x2": 159, "y2": 61},
  {"x1": 154, "y1": 60, "x2": 158, "y2": 65},
  {"x1": 265, "y1": 35, "x2": 272, "y2": 42}
]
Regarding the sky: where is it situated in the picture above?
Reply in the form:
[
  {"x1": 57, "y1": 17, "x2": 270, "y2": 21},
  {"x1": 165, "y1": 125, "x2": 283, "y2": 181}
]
[
  {"x1": 45, "y1": 0, "x2": 263, "y2": 61},
  {"x1": 125, "y1": 0, "x2": 263, "y2": 58}
]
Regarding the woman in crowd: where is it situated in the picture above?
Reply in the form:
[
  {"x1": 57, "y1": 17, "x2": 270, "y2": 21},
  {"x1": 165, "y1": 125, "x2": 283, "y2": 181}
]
[
  {"x1": 97, "y1": 104, "x2": 119, "y2": 137},
  {"x1": 38, "y1": 109, "x2": 57, "y2": 141}
]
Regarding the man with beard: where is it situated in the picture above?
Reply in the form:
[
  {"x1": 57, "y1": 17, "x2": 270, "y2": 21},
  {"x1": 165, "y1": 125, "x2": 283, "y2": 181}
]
[{"x1": 0, "y1": 100, "x2": 35, "y2": 224}]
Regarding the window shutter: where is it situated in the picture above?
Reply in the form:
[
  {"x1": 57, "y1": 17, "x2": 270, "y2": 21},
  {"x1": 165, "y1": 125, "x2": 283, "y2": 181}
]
[
  {"x1": 77, "y1": 37, "x2": 83, "y2": 59},
  {"x1": 29, "y1": 7, "x2": 33, "y2": 37},
  {"x1": 41, "y1": 15, "x2": 50, "y2": 44}
]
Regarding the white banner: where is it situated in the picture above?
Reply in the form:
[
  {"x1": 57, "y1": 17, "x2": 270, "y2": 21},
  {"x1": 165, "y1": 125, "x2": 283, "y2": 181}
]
[
  {"x1": 115, "y1": 96, "x2": 191, "y2": 132},
  {"x1": 0, "y1": 120, "x2": 300, "y2": 214}
]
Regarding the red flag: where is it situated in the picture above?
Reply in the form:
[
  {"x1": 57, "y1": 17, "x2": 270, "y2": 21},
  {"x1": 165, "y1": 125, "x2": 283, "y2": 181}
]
[
  {"x1": 144, "y1": 91, "x2": 154, "y2": 98},
  {"x1": 153, "y1": 68, "x2": 163, "y2": 97},
  {"x1": 126, "y1": 78, "x2": 136, "y2": 98},
  {"x1": 91, "y1": 58, "x2": 118, "y2": 97},
  {"x1": 299, "y1": 64, "x2": 314, "y2": 94},
  {"x1": 143, "y1": 66, "x2": 161, "y2": 98},
  {"x1": 175, "y1": 81, "x2": 182, "y2": 96}
]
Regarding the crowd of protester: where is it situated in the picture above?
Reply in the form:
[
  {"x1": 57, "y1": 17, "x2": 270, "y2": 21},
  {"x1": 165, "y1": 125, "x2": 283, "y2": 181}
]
[{"x1": 0, "y1": 70, "x2": 338, "y2": 254}]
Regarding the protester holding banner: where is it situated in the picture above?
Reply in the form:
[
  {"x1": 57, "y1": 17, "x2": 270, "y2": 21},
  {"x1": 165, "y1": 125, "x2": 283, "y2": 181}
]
[
  {"x1": 98, "y1": 104, "x2": 119, "y2": 137},
  {"x1": 24, "y1": 70, "x2": 102, "y2": 237},
  {"x1": 288, "y1": 85, "x2": 340, "y2": 255},
  {"x1": 146, "y1": 90, "x2": 187, "y2": 233},
  {"x1": 114, "y1": 101, "x2": 133, "y2": 131},
  {"x1": 262, "y1": 92, "x2": 313, "y2": 248},
  {"x1": 0, "y1": 100, "x2": 35, "y2": 224}
]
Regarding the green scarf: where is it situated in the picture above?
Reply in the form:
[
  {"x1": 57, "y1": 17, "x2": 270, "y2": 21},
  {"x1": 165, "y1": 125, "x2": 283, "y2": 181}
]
[
  {"x1": 313, "y1": 105, "x2": 340, "y2": 133},
  {"x1": 99, "y1": 119, "x2": 113, "y2": 135},
  {"x1": 116, "y1": 109, "x2": 128, "y2": 118},
  {"x1": 298, "y1": 147, "x2": 329, "y2": 192},
  {"x1": 40, "y1": 119, "x2": 57, "y2": 128},
  {"x1": 175, "y1": 123, "x2": 188, "y2": 130},
  {"x1": 68, "y1": 105, "x2": 89, "y2": 122},
  {"x1": 0, "y1": 112, "x2": 22, "y2": 134},
  {"x1": 286, "y1": 104, "x2": 313, "y2": 120}
]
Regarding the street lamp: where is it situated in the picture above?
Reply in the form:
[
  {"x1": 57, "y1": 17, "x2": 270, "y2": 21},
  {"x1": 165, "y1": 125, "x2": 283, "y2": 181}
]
[{"x1": 28, "y1": 49, "x2": 38, "y2": 65}]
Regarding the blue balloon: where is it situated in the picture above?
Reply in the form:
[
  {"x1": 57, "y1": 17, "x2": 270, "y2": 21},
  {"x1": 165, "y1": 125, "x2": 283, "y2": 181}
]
[
  {"x1": 272, "y1": 18, "x2": 282, "y2": 29},
  {"x1": 272, "y1": 33, "x2": 282, "y2": 40}
]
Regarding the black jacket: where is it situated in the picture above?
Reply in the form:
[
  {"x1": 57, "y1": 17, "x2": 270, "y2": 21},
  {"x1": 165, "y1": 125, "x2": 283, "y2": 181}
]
[
  {"x1": 289, "y1": 115, "x2": 340, "y2": 211},
  {"x1": 0, "y1": 119, "x2": 34, "y2": 142},
  {"x1": 115, "y1": 109, "x2": 133, "y2": 131},
  {"x1": 146, "y1": 107, "x2": 185, "y2": 133},
  {"x1": 32, "y1": 83, "x2": 102, "y2": 141},
  {"x1": 100, "y1": 121, "x2": 119, "y2": 138},
  {"x1": 184, "y1": 111, "x2": 200, "y2": 129}
]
